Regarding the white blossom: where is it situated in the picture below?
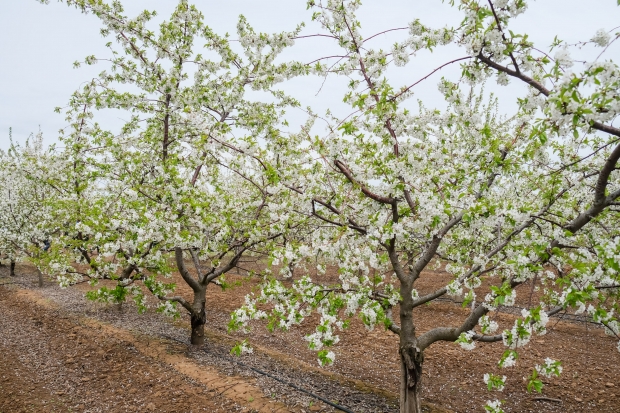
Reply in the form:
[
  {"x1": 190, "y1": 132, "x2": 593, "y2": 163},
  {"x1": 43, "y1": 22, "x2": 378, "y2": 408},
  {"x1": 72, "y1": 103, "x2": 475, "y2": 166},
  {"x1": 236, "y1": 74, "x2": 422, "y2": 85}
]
[{"x1": 591, "y1": 28, "x2": 611, "y2": 47}]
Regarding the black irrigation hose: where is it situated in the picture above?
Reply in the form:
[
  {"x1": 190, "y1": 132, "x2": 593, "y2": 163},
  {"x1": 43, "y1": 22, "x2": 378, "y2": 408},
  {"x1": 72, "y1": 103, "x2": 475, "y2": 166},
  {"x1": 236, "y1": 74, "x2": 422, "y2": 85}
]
[{"x1": 161, "y1": 334, "x2": 356, "y2": 413}]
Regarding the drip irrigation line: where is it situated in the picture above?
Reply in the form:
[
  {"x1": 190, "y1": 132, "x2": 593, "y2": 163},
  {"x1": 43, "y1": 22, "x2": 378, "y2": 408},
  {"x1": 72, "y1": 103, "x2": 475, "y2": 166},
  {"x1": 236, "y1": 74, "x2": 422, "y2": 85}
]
[{"x1": 161, "y1": 334, "x2": 355, "y2": 413}]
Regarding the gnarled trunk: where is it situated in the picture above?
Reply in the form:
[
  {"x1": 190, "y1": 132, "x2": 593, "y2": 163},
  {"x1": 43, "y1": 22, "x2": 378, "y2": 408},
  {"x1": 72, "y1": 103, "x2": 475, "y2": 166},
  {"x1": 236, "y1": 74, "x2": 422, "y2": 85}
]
[
  {"x1": 174, "y1": 247, "x2": 208, "y2": 345},
  {"x1": 190, "y1": 288, "x2": 207, "y2": 345},
  {"x1": 400, "y1": 342, "x2": 424, "y2": 413},
  {"x1": 398, "y1": 274, "x2": 424, "y2": 413},
  {"x1": 190, "y1": 309, "x2": 206, "y2": 345}
]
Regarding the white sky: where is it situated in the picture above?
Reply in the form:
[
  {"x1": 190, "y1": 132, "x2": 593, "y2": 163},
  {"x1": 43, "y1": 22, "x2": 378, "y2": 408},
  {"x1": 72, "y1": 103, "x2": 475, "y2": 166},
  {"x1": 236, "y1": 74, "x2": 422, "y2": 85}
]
[{"x1": 1, "y1": 0, "x2": 618, "y2": 150}]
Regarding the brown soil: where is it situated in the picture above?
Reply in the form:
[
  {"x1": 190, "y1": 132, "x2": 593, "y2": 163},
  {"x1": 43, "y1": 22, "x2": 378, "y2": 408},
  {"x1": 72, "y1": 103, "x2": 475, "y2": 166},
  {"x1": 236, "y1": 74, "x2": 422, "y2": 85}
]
[
  {"x1": 2, "y1": 260, "x2": 619, "y2": 413},
  {"x1": 1, "y1": 265, "x2": 397, "y2": 413},
  {"x1": 170, "y1": 263, "x2": 620, "y2": 413},
  {"x1": 0, "y1": 286, "x2": 250, "y2": 413}
]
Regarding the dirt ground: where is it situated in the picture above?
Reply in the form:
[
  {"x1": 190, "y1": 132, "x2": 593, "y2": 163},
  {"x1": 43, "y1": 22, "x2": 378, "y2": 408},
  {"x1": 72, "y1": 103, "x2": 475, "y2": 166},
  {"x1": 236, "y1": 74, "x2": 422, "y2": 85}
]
[
  {"x1": 0, "y1": 292, "x2": 246, "y2": 413},
  {"x1": 1, "y1": 261, "x2": 619, "y2": 413},
  {"x1": 0, "y1": 264, "x2": 399, "y2": 413},
  {"x1": 174, "y1": 263, "x2": 620, "y2": 413}
]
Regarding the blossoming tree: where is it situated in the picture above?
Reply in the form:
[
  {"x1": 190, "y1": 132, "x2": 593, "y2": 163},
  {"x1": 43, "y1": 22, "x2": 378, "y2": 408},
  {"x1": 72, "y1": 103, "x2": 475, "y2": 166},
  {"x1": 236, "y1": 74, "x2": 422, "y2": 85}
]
[
  {"x1": 37, "y1": 0, "x2": 312, "y2": 344},
  {"x1": 0, "y1": 133, "x2": 54, "y2": 284},
  {"x1": 230, "y1": 1, "x2": 620, "y2": 412}
]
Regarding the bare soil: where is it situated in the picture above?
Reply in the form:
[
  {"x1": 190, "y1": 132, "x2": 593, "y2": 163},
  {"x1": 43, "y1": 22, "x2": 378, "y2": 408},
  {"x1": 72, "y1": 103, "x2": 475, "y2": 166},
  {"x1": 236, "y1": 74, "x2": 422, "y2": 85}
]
[
  {"x1": 0, "y1": 264, "x2": 399, "y2": 413},
  {"x1": 1, "y1": 261, "x2": 619, "y2": 413},
  {"x1": 175, "y1": 264, "x2": 620, "y2": 413},
  {"x1": 0, "y1": 291, "x2": 243, "y2": 413}
]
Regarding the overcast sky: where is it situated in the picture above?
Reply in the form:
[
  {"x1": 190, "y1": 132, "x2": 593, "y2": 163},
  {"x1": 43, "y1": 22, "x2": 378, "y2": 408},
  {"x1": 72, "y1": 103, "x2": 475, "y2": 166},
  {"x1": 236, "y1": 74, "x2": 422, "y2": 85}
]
[{"x1": 1, "y1": 0, "x2": 618, "y2": 151}]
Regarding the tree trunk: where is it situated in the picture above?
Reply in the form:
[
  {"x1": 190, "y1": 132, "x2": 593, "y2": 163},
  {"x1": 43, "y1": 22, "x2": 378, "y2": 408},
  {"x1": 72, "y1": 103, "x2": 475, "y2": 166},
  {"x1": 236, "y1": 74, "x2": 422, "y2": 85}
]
[
  {"x1": 400, "y1": 343, "x2": 424, "y2": 413},
  {"x1": 9, "y1": 260, "x2": 15, "y2": 277},
  {"x1": 398, "y1": 274, "x2": 423, "y2": 413},
  {"x1": 190, "y1": 309, "x2": 206, "y2": 345},
  {"x1": 235, "y1": 246, "x2": 242, "y2": 274},
  {"x1": 190, "y1": 288, "x2": 207, "y2": 345},
  {"x1": 38, "y1": 269, "x2": 43, "y2": 287}
]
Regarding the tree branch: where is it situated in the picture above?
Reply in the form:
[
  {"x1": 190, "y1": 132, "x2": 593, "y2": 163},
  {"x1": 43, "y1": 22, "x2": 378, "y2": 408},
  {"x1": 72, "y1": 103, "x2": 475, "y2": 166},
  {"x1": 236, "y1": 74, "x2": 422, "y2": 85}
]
[
  {"x1": 334, "y1": 159, "x2": 395, "y2": 204},
  {"x1": 417, "y1": 303, "x2": 488, "y2": 350},
  {"x1": 174, "y1": 247, "x2": 201, "y2": 292},
  {"x1": 162, "y1": 296, "x2": 194, "y2": 315},
  {"x1": 487, "y1": 0, "x2": 521, "y2": 73},
  {"x1": 476, "y1": 54, "x2": 620, "y2": 139}
]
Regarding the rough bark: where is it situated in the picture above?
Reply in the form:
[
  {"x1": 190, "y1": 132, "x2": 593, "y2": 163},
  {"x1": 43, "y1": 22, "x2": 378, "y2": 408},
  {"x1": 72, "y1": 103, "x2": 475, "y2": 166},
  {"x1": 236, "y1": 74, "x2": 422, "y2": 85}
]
[
  {"x1": 398, "y1": 275, "x2": 423, "y2": 413},
  {"x1": 174, "y1": 248, "x2": 209, "y2": 345},
  {"x1": 400, "y1": 343, "x2": 424, "y2": 413},
  {"x1": 190, "y1": 287, "x2": 206, "y2": 345}
]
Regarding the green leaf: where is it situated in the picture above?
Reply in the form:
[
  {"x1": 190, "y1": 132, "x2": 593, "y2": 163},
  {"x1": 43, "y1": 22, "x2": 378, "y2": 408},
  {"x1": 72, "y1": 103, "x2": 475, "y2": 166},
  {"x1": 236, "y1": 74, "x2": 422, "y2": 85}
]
[{"x1": 527, "y1": 370, "x2": 544, "y2": 393}]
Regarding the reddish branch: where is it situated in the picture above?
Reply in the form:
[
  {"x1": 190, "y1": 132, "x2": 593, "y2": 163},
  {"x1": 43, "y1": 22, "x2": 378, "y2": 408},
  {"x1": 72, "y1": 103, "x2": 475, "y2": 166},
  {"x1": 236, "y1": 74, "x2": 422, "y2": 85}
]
[
  {"x1": 487, "y1": 0, "x2": 521, "y2": 73},
  {"x1": 362, "y1": 27, "x2": 408, "y2": 44},
  {"x1": 334, "y1": 159, "x2": 395, "y2": 204},
  {"x1": 340, "y1": 12, "x2": 401, "y2": 156},
  {"x1": 476, "y1": 54, "x2": 620, "y2": 139},
  {"x1": 391, "y1": 56, "x2": 473, "y2": 101}
]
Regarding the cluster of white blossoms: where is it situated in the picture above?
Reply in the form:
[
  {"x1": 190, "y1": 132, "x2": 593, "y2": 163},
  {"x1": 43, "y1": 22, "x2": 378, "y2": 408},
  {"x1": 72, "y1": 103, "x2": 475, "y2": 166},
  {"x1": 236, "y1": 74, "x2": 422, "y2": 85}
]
[
  {"x1": 229, "y1": 296, "x2": 268, "y2": 334},
  {"x1": 483, "y1": 373, "x2": 506, "y2": 392},
  {"x1": 446, "y1": 279, "x2": 464, "y2": 297},
  {"x1": 502, "y1": 319, "x2": 532, "y2": 349},
  {"x1": 456, "y1": 330, "x2": 477, "y2": 351},
  {"x1": 498, "y1": 351, "x2": 518, "y2": 369},
  {"x1": 305, "y1": 310, "x2": 342, "y2": 352},
  {"x1": 156, "y1": 301, "x2": 180, "y2": 319},
  {"x1": 498, "y1": 308, "x2": 550, "y2": 350},
  {"x1": 230, "y1": 339, "x2": 254, "y2": 356},
  {"x1": 591, "y1": 28, "x2": 612, "y2": 47},
  {"x1": 484, "y1": 399, "x2": 504, "y2": 413},
  {"x1": 483, "y1": 287, "x2": 516, "y2": 311},
  {"x1": 588, "y1": 305, "x2": 620, "y2": 337},
  {"x1": 553, "y1": 48, "x2": 573, "y2": 68},
  {"x1": 479, "y1": 315, "x2": 499, "y2": 335},
  {"x1": 535, "y1": 358, "x2": 563, "y2": 378},
  {"x1": 529, "y1": 309, "x2": 549, "y2": 336}
]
